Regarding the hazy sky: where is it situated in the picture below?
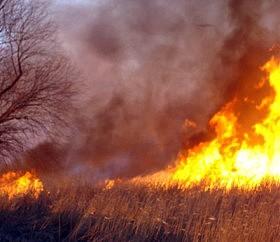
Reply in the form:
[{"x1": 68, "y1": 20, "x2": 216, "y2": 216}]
[{"x1": 55, "y1": 0, "x2": 97, "y2": 5}]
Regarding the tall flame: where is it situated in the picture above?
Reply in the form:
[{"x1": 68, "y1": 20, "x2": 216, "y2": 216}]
[
  {"x1": 173, "y1": 57, "x2": 280, "y2": 189},
  {"x1": 0, "y1": 171, "x2": 43, "y2": 199}
]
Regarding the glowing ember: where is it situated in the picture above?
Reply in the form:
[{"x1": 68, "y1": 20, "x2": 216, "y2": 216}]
[
  {"x1": 104, "y1": 179, "x2": 116, "y2": 190},
  {"x1": 172, "y1": 57, "x2": 280, "y2": 189},
  {"x1": 103, "y1": 178, "x2": 122, "y2": 190},
  {"x1": 0, "y1": 171, "x2": 43, "y2": 199}
]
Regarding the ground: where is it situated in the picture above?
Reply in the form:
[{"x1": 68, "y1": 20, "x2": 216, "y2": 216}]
[{"x1": 0, "y1": 181, "x2": 279, "y2": 242}]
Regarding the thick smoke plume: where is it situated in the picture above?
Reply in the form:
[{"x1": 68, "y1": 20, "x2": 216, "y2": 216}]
[{"x1": 25, "y1": 0, "x2": 280, "y2": 180}]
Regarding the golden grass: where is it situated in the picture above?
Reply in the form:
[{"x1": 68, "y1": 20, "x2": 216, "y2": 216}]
[{"x1": 0, "y1": 182, "x2": 279, "y2": 241}]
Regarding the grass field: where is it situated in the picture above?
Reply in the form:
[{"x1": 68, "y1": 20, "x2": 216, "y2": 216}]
[{"x1": 0, "y1": 180, "x2": 279, "y2": 242}]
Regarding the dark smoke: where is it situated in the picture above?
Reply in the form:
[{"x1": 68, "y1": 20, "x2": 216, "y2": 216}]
[{"x1": 24, "y1": 0, "x2": 280, "y2": 180}]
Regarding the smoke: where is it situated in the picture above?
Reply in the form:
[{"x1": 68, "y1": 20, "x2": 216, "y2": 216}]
[{"x1": 25, "y1": 0, "x2": 280, "y2": 179}]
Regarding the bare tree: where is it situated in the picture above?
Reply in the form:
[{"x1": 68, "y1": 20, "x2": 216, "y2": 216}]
[{"x1": 0, "y1": 0, "x2": 75, "y2": 162}]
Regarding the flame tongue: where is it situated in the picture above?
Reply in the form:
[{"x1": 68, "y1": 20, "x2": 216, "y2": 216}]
[
  {"x1": 0, "y1": 171, "x2": 43, "y2": 199},
  {"x1": 173, "y1": 57, "x2": 280, "y2": 189}
]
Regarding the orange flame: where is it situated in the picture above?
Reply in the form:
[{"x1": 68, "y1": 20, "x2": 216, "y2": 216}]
[
  {"x1": 173, "y1": 57, "x2": 280, "y2": 189},
  {"x1": 0, "y1": 171, "x2": 43, "y2": 199},
  {"x1": 104, "y1": 179, "x2": 116, "y2": 190}
]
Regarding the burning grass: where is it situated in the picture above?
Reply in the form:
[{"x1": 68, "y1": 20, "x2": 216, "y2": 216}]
[
  {"x1": 0, "y1": 171, "x2": 43, "y2": 199},
  {"x1": 173, "y1": 57, "x2": 280, "y2": 189},
  {"x1": 2, "y1": 57, "x2": 280, "y2": 241},
  {"x1": 2, "y1": 54, "x2": 280, "y2": 242},
  {"x1": 0, "y1": 181, "x2": 279, "y2": 242}
]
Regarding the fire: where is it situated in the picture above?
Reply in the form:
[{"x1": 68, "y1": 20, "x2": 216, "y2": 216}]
[
  {"x1": 0, "y1": 171, "x2": 43, "y2": 199},
  {"x1": 104, "y1": 179, "x2": 117, "y2": 190},
  {"x1": 173, "y1": 57, "x2": 280, "y2": 189}
]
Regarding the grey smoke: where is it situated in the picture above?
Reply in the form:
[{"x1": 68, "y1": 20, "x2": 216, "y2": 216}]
[{"x1": 28, "y1": 0, "x2": 280, "y2": 179}]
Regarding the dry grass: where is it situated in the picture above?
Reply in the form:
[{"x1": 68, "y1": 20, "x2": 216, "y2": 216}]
[{"x1": 0, "y1": 181, "x2": 279, "y2": 242}]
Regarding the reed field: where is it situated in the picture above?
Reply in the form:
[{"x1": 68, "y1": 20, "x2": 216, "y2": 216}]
[{"x1": 0, "y1": 181, "x2": 279, "y2": 242}]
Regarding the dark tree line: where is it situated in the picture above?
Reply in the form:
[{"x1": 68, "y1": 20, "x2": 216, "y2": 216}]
[{"x1": 0, "y1": 0, "x2": 75, "y2": 162}]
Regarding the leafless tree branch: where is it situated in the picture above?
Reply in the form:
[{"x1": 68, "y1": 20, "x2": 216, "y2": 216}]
[{"x1": 0, "y1": 0, "x2": 75, "y2": 162}]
